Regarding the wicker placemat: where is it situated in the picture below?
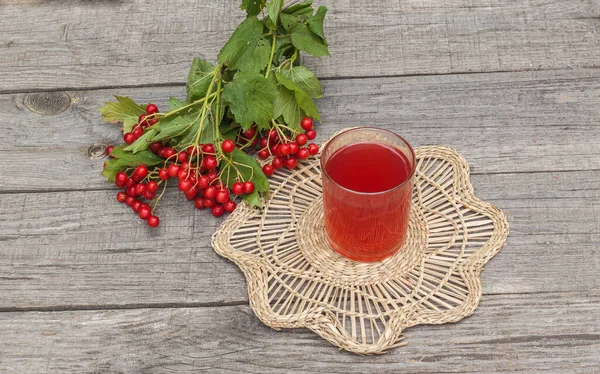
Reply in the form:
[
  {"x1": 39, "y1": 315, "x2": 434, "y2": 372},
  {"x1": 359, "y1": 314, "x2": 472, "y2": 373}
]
[{"x1": 212, "y1": 130, "x2": 509, "y2": 355}]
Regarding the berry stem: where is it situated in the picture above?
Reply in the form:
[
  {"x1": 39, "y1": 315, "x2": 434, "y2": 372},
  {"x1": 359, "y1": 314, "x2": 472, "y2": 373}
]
[{"x1": 265, "y1": 33, "x2": 278, "y2": 79}]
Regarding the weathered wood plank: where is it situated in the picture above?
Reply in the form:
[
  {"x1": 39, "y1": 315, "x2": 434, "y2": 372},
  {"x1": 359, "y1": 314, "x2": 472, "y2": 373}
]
[
  {"x1": 0, "y1": 170, "x2": 598, "y2": 309},
  {"x1": 2, "y1": 69, "x2": 600, "y2": 192},
  {"x1": 1, "y1": 291, "x2": 598, "y2": 373},
  {"x1": 1, "y1": 0, "x2": 600, "y2": 91}
]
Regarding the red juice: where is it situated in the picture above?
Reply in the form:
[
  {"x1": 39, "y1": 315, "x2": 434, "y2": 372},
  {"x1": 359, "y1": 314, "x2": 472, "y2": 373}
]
[{"x1": 322, "y1": 141, "x2": 414, "y2": 262}]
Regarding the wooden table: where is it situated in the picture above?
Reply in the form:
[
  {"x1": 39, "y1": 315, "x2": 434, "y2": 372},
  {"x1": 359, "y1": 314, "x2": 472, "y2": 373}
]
[{"x1": 1, "y1": 0, "x2": 599, "y2": 372}]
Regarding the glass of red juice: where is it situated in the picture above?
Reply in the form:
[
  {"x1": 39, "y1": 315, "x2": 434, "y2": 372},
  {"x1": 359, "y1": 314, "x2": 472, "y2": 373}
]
[{"x1": 320, "y1": 128, "x2": 416, "y2": 262}]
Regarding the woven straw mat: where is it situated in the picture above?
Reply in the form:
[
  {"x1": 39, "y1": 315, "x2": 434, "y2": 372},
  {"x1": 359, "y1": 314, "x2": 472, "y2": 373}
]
[{"x1": 212, "y1": 129, "x2": 509, "y2": 355}]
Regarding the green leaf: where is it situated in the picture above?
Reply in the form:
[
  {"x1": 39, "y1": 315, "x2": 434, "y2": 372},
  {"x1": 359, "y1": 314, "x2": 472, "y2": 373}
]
[
  {"x1": 223, "y1": 71, "x2": 276, "y2": 131},
  {"x1": 279, "y1": 66, "x2": 322, "y2": 98},
  {"x1": 102, "y1": 146, "x2": 163, "y2": 181},
  {"x1": 218, "y1": 17, "x2": 271, "y2": 74},
  {"x1": 267, "y1": 0, "x2": 283, "y2": 24},
  {"x1": 124, "y1": 129, "x2": 157, "y2": 153},
  {"x1": 290, "y1": 25, "x2": 329, "y2": 57},
  {"x1": 98, "y1": 96, "x2": 146, "y2": 133},
  {"x1": 240, "y1": 0, "x2": 266, "y2": 16},
  {"x1": 186, "y1": 58, "x2": 216, "y2": 102},
  {"x1": 273, "y1": 85, "x2": 303, "y2": 132},
  {"x1": 169, "y1": 97, "x2": 186, "y2": 110},
  {"x1": 244, "y1": 190, "x2": 263, "y2": 209},
  {"x1": 177, "y1": 112, "x2": 215, "y2": 146},
  {"x1": 283, "y1": 0, "x2": 313, "y2": 17},
  {"x1": 275, "y1": 72, "x2": 320, "y2": 121},
  {"x1": 153, "y1": 116, "x2": 195, "y2": 141},
  {"x1": 308, "y1": 6, "x2": 327, "y2": 41},
  {"x1": 219, "y1": 148, "x2": 269, "y2": 198},
  {"x1": 272, "y1": 35, "x2": 293, "y2": 63},
  {"x1": 279, "y1": 13, "x2": 304, "y2": 33}
]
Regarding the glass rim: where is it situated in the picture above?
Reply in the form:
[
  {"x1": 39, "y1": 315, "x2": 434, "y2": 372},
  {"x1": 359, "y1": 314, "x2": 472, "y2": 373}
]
[{"x1": 319, "y1": 127, "x2": 417, "y2": 196}]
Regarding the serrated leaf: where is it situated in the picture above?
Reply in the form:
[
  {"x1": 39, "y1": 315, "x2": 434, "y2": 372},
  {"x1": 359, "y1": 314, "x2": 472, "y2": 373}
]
[
  {"x1": 187, "y1": 58, "x2": 216, "y2": 102},
  {"x1": 169, "y1": 97, "x2": 186, "y2": 110},
  {"x1": 267, "y1": 0, "x2": 283, "y2": 24},
  {"x1": 283, "y1": 0, "x2": 313, "y2": 17},
  {"x1": 177, "y1": 112, "x2": 215, "y2": 146},
  {"x1": 290, "y1": 25, "x2": 329, "y2": 57},
  {"x1": 218, "y1": 17, "x2": 271, "y2": 74},
  {"x1": 279, "y1": 66, "x2": 322, "y2": 98},
  {"x1": 98, "y1": 96, "x2": 146, "y2": 133},
  {"x1": 275, "y1": 72, "x2": 320, "y2": 121},
  {"x1": 124, "y1": 129, "x2": 157, "y2": 153},
  {"x1": 240, "y1": 0, "x2": 266, "y2": 16},
  {"x1": 223, "y1": 71, "x2": 276, "y2": 131},
  {"x1": 273, "y1": 85, "x2": 303, "y2": 132},
  {"x1": 219, "y1": 148, "x2": 269, "y2": 192},
  {"x1": 153, "y1": 115, "x2": 195, "y2": 141},
  {"x1": 244, "y1": 190, "x2": 263, "y2": 209},
  {"x1": 279, "y1": 13, "x2": 304, "y2": 33},
  {"x1": 308, "y1": 6, "x2": 327, "y2": 41}
]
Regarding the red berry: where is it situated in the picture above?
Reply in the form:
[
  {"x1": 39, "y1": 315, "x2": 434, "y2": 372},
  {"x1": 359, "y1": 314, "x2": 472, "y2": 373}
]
[
  {"x1": 308, "y1": 143, "x2": 319, "y2": 155},
  {"x1": 146, "y1": 103, "x2": 159, "y2": 115},
  {"x1": 305, "y1": 129, "x2": 317, "y2": 140},
  {"x1": 243, "y1": 181, "x2": 254, "y2": 194},
  {"x1": 158, "y1": 168, "x2": 169, "y2": 180},
  {"x1": 143, "y1": 190, "x2": 156, "y2": 200},
  {"x1": 135, "y1": 165, "x2": 148, "y2": 178},
  {"x1": 296, "y1": 148, "x2": 310, "y2": 160},
  {"x1": 163, "y1": 148, "x2": 176, "y2": 159},
  {"x1": 139, "y1": 205, "x2": 152, "y2": 220},
  {"x1": 301, "y1": 117, "x2": 313, "y2": 131},
  {"x1": 124, "y1": 132, "x2": 135, "y2": 144},
  {"x1": 176, "y1": 169, "x2": 187, "y2": 180},
  {"x1": 258, "y1": 149, "x2": 270, "y2": 160},
  {"x1": 206, "y1": 170, "x2": 218, "y2": 182},
  {"x1": 289, "y1": 142, "x2": 299, "y2": 155},
  {"x1": 194, "y1": 197, "x2": 205, "y2": 210},
  {"x1": 204, "y1": 185, "x2": 217, "y2": 199},
  {"x1": 231, "y1": 182, "x2": 244, "y2": 195},
  {"x1": 278, "y1": 143, "x2": 291, "y2": 156},
  {"x1": 147, "y1": 216, "x2": 160, "y2": 227},
  {"x1": 132, "y1": 200, "x2": 141, "y2": 212},
  {"x1": 116, "y1": 191, "x2": 127, "y2": 203},
  {"x1": 296, "y1": 134, "x2": 308, "y2": 146},
  {"x1": 157, "y1": 147, "x2": 167, "y2": 158},
  {"x1": 224, "y1": 200, "x2": 237, "y2": 213},
  {"x1": 216, "y1": 189, "x2": 229, "y2": 204},
  {"x1": 202, "y1": 144, "x2": 215, "y2": 154},
  {"x1": 134, "y1": 183, "x2": 146, "y2": 196},
  {"x1": 179, "y1": 179, "x2": 193, "y2": 192},
  {"x1": 272, "y1": 157, "x2": 284, "y2": 169},
  {"x1": 203, "y1": 198, "x2": 215, "y2": 208},
  {"x1": 284, "y1": 157, "x2": 297, "y2": 169},
  {"x1": 270, "y1": 144, "x2": 278, "y2": 155},
  {"x1": 243, "y1": 127, "x2": 256, "y2": 138},
  {"x1": 126, "y1": 178, "x2": 136, "y2": 188},
  {"x1": 197, "y1": 176, "x2": 210, "y2": 189},
  {"x1": 138, "y1": 114, "x2": 147, "y2": 123},
  {"x1": 212, "y1": 205, "x2": 225, "y2": 218},
  {"x1": 167, "y1": 164, "x2": 180, "y2": 178},
  {"x1": 177, "y1": 151, "x2": 188, "y2": 163},
  {"x1": 147, "y1": 181, "x2": 159, "y2": 193},
  {"x1": 263, "y1": 164, "x2": 274, "y2": 176},
  {"x1": 125, "y1": 196, "x2": 135, "y2": 207},
  {"x1": 187, "y1": 146, "x2": 198, "y2": 158},
  {"x1": 259, "y1": 137, "x2": 269, "y2": 148},
  {"x1": 106, "y1": 145, "x2": 115, "y2": 157},
  {"x1": 132, "y1": 173, "x2": 142, "y2": 183},
  {"x1": 202, "y1": 155, "x2": 217, "y2": 170},
  {"x1": 115, "y1": 172, "x2": 128, "y2": 187},
  {"x1": 150, "y1": 142, "x2": 162, "y2": 153},
  {"x1": 184, "y1": 189, "x2": 197, "y2": 200},
  {"x1": 126, "y1": 186, "x2": 136, "y2": 198},
  {"x1": 148, "y1": 118, "x2": 158, "y2": 126},
  {"x1": 268, "y1": 129, "x2": 279, "y2": 140},
  {"x1": 132, "y1": 127, "x2": 143, "y2": 139},
  {"x1": 222, "y1": 139, "x2": 235, "y2": 153}
]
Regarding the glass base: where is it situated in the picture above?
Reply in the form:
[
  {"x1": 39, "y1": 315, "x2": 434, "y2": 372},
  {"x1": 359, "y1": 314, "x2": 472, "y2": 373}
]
[{"x1": 325, "y1": 233, "x2": 405, "y2": 263}]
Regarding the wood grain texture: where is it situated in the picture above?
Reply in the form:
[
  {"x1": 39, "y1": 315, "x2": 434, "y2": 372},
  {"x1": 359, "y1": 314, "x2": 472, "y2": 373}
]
[
  {"x1": 1, "y1": 69, "x2": 600, "y2": 192},
  {"x1": 0, "y1": 170, "x2": 598, "y2": 310},
  {"x1": 1, "y1": 0, "x2": 600, "y2": 91},
  {"x1": 1, "y1": 291, "x2": 599, "y2": 373}
]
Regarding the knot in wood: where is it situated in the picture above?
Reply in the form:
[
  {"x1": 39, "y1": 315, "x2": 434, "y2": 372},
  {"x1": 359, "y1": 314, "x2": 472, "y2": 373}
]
[
  {"x1": 87, "y1": 144, "x2": 106, "y2": 159},
  {"x1": 24, "y1": 92, "x2": 71, "y2": 115}
]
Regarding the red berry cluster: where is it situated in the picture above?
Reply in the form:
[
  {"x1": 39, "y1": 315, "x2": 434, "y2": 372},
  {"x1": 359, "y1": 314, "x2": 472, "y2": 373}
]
[
  {"x1": 123, "y1": 104, "x2": 160, "y2": 145},
  {"x1": 115, "y1": 165, "x2": 160, "y2": 227},
  {"x1": 257, "y1": 117, "x2": 319, "y2": 176}
]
